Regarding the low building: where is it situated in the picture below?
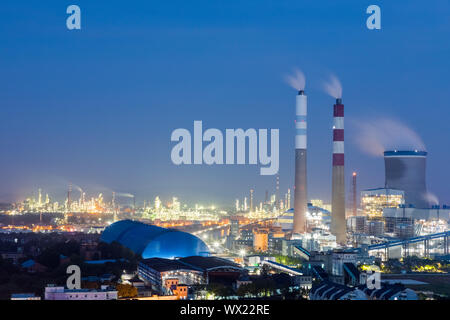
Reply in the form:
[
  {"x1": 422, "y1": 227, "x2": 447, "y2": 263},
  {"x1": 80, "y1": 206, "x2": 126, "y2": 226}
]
[
  {"x1": 310, "y1": 281, "x2": 367, "y2": 300},
  {"x1": 1, "y1": 251, "x2": 25, "y2": 264},
  {"x1": 11, "y1": 293, "x2": 41, "y2": 300},
  {"x1": 44, "y1": 285, "x2": 118, "y2": 300},
  {"x1": 138, "y1": 256, "x2": 245, "y2": 294},
  {"x1": 293, "y1": 275, "x2": 313, "y2": 289},
  {"x1": 331, "y1": 251, "x2": 358, "y2": 276},
  {"x1": 253, "y1": 229, "x2": 269, "y2": 252},
  {"x1": 179, "y1": 256, "x2": 244, "y2": 285},
  {"x1": 164, "y1": 278, "x2": 189, "y2": 299},
  {"x1": 311, "y1": 280, "x2": 418, "y2": 300},
  {"x1": 359, "y1": 283, "x2": 418, "y2": 300},
  {"x1": 138, "y1": 258, "x2": 204, "y2": 292},
  {"x1": 21, "y1": 259, "x2": 48, "y2": 273}
]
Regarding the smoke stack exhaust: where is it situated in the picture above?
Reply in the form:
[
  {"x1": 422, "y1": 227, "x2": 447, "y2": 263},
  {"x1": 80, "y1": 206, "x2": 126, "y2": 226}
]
[
  {"x1": 293, "y1": 90, "x2": 307, "y2": 234},
  {"x1": 331, "y1": 98, "x2": 346, "y2": 244}
]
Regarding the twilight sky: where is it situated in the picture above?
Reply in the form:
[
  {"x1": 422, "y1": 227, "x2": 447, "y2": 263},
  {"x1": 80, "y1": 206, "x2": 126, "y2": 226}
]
[{"x1": 0, "y1": 1, "x2": 449, "y2": 206}]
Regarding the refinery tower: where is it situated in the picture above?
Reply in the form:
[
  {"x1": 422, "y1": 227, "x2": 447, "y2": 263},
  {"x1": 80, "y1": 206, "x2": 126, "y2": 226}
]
[
  {"x1": 331, "y1": 98, "x2": 346, "y2": 244},
  {"x1": 293, "y1": 90, "x2": 307, "y2": 234}
]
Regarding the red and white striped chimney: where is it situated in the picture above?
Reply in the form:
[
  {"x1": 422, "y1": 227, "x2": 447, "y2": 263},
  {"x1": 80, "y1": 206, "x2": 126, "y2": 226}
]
[{"x1": 331, "y1": 98, "x2": 346, "y2": 244}]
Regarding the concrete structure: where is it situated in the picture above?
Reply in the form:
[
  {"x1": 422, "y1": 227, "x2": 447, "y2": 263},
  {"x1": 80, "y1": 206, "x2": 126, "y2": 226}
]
[
  {"x1": 331, "y1": 98, "x2": 346, "y2": 244},
  {"x1": 44, "y1": 285, "x2": 117, "y2": 300},
  {"x1": 293, "y1": 90, "x2": 307, "y2": 234},
  {"x1": 384, "y1": 150, "x2": 429, "y2": 208}
]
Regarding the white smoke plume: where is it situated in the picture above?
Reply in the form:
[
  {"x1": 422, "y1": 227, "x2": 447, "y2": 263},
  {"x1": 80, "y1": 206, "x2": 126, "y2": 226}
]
[
  {"x1": 323, "y1": 74, "x2": 342, "y2": 99},
  {"x1": 352, "y1": 118, "x2": 426, "y2": 157},
  {"x1": 423, "y1": 192, "x2": 439, "y2": 206},
  {"x1": 284, "y1": 68, "x2": 306, "y2": 91},
  {"x1": 72, "y1": 184, "x2": 83, "y2": 194},
  {"x1": 116, "y1": 192, "x2": 134, "y2": 198}
]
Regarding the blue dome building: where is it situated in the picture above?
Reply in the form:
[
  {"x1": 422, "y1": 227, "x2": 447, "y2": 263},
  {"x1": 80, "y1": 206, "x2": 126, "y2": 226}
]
[{"x1": 100, "y1": 220, "x2": 210, "y2": 259}]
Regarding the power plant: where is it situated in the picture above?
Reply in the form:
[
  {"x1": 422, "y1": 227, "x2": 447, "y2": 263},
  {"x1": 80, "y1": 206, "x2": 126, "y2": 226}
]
[
  {"x1": 384, "y1": 150, "x2": 429, "y2": 208},
  {"x1": 293, "y1": 89, "x2": 307, "y2": 234},
  {"x1": 331, "y1": 98, "x2": 346, "y2": 244}
]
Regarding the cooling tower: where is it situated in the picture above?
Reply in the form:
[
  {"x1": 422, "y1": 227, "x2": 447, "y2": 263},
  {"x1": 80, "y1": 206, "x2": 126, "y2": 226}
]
[
  {"x1": 384, "y1": 150, "x2": 429, "y2": 208},
  {"x1": 293, "y1": 90, "x2": 307, "y2": 234},
  {"x1": 331, "y1": 98, "x2": 346, "y2": 244}
]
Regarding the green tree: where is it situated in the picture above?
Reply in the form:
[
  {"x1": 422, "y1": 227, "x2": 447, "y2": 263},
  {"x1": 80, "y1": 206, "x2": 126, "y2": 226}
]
[{"x1": 206, "y1": 283, "x2": 234, "y2": 299}]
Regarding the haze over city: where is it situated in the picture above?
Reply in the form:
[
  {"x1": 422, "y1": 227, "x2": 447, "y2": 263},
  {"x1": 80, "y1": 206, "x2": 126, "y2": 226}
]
[
  {"x1": 1, "y1": 1, "x2": 450, "y2": 308},
  {"x1": 1, "y1": 1, "x2": 449, "y2": 206}
]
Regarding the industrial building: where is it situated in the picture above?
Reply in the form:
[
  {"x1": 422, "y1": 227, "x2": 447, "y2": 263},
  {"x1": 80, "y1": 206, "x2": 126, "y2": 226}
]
[
  {"x1": 275, "y1": 204, "x2": 331, "y2": 232},
  {"x1": 138, "y1": 256, "x2": 245, "y2": 292},
  {"x1": 253, "y1": 228, "x2": 269, "y2": 252},
  {"x1": 347, "y1": 216, "x2": 367, "y2": 234},
  {"x1": 44, "y1": 284, "x2": 118, "y2": 300},
  {"x1": 361, "y1": 188, "x2": 404, "y2": 218},
  {"x1": 138, "y1": 258, "x2": 204, "y2": 292},
  {"x1": 310, "y1": 281, "x2": 418, "y2": 300},
  {"x1": 100, "y1": 220, "x2": 210, "y2": 259},
  {"x1": 310, "y1": 281, "x2": 367, "y2": 300}
]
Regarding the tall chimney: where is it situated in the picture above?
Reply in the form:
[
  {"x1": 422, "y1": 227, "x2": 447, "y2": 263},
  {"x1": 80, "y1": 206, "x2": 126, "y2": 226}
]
[
  {"x1": 352, "y1": 172, "x2": 357, "y2": 216},
  {"x1": 250, "y1": 189, "x2": 254, "y2": 212},
  {"x1": 293, "y1": 90, "x2": 307, "y2": 234},
  {"x1": 331, "y1": 98, "x2": 346, "y2": 244}
]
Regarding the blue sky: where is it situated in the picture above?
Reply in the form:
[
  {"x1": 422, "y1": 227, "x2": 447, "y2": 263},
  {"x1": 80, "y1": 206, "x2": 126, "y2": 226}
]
[{"x1": 0, "y1": 1, "x2": 449, "y2": 206}]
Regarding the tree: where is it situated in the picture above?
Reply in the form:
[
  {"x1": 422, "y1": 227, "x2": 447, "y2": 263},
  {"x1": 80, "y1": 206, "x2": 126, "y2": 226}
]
[
  {"x1": 206, "y1": 283, "x2": 234, "y2": 299},
  {"x1": 116, "y1": 284, "x2": 138, "y2": 299},
  {"x1": 236, "y1": 284, "x2": 252, "y2": 298}
]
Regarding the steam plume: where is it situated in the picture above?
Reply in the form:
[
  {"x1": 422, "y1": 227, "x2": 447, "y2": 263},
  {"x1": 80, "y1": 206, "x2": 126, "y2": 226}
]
[
  {"x1": 352, "y1": 118, "x2": 426, "y2": 157},
  {"x1": 285, "y1": 68, "x2": 306, "y2": 91},
  {"x1": 116, "y1": 192, "x2": 134, "y2": 198},
  {"x1": 423, "y1": 192, "x2": 439, "y2": 206},
  {"x1": 323, "y1": 74, "x2": 342, "y2": 99},
  {"x1": 72, "y1": 184, "x2": 83, "y2": 194}
]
